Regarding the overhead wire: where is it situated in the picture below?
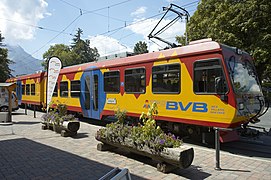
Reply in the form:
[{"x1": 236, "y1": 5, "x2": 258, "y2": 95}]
[
  {"x1": 0, "y1": 17, "x2": 73, "y2": 36},
  {"x1": 99, "y1": 0, "x2": 198, "y2": 39},
  {"x1": 85, "y1": 0, "x2": 199, "y2": 48},
  {"x1": 11, "y1": 13, "x2": 82, "y2": 71},
  {"x1": 10, "y1": 0, "x2": 199, "y2": 70},
  {"x1": 57, "y1": 0, "x2": 129, "y2": 23},
  {"x1": 10, "y1": 0, "x2": 134, "y2": 70}
]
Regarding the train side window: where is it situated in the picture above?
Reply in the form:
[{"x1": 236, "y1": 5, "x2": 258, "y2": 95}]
[
  {"x1": 125, "y1": 68, "x2": 145, "y2": 93},
  {"x1": 194, "y1": 59, "x2": 228, "y2": 94},
  {"x1": 104, "y1": 71, "x2": 120, "y2": 93},
  {"x1": 60, "y1": 81, "x2": 68, "y2": 97},
  {"x1": 52, "y1": 84, "x2": 58, "y2": 97},
  {"x1": 31, "y1": 84, "x2": 35, "y2": 95},
  {"x1": 85, "y1": 76, "x2": 90, "y2": 110},
  {"x1": 93, "y1": 75, "x2": 98, "y2": 111},
  {"x1": 26, "y1": 84, "x2": 30, "y2": 95},
  {"x1": 152, "y1": 64, "x2": 180, "y2": 93},
  {"x1": 71, "y1": 80, "x2": 81, "y2": 98},
  {"x1": 22, "y1": 85, "x2": 25, "y2": 95}
]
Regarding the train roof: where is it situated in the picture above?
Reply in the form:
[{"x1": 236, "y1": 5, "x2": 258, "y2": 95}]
[
  {"x1": 10, "y1": 39, "x2": 222, "y2": 80},
  {"x1": 61, "y1": 38, "x2": 221, "y2": 74}
]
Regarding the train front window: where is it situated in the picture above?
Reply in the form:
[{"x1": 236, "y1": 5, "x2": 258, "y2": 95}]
[
  {"x1": 194, "y1": 59, "x2": 228, "y2": 94},
  {"x1": 227, "y1": 56, "x2": 261, "y2": 94}
]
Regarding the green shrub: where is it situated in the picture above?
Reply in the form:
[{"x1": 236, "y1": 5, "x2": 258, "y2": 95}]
[
  {"x1": 41, "y1": 103, "x2": 77, "y2": 126},
  {"x1": 115, "y1": 108, "x2": 127, "y2": 124},
  {"x1": 57, "y1": 104, "x2": 68, "y2": 117}
]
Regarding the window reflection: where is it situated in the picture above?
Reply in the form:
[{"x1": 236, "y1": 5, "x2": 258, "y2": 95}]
[{"x1": 228, "y1": 58, "x2": 260, "y2": 94}]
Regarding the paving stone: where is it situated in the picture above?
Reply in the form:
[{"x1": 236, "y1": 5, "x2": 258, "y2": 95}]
[{"x1": 0, "y1": 109, "x2": 271, "y2": 179}]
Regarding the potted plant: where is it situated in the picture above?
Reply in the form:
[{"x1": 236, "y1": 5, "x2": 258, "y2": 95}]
[
  {"x1": 95, "y1": 103, "x2": 194, "y2": 173},
  {"x1": 41, "y1": 103, "x2": 80, "y2": 137}
]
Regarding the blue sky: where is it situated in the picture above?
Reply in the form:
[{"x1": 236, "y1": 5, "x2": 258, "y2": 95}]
[{"x1": 0, "y1": 0, "x2": 199, "y2": 60}]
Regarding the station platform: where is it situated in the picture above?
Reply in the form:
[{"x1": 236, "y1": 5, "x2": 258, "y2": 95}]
[{"x1": 0, "y1": 109, "x2": 270, "y2": 179}]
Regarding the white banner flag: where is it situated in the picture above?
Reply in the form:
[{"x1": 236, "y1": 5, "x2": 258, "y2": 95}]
[{"x1": 46, "y1": 57, "x2": 62, "y2": 113}]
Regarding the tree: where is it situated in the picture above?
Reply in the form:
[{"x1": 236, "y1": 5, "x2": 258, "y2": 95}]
[
  {"x1": 176, "y1": 0, "x2": 271, "y2": 82},
  {"x1": 42, "y1": 28, "x2": 100, "y2": 70},
  {"x1": 133, "y1": 41, "x2": 148, "y2": 55},
  {"x1": 0, "y1": 32, "x2": 13, "y2": 82},
  {"x1": 71, "y1": 28, "x2": 99, "y2": 63},
  {"x1": 42, "y1": 44, "x2": 79, "y2": 70}
]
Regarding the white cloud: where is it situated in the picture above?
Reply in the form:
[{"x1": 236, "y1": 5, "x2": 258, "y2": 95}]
[
  {"x1": 88, "y1": 35, "x2": 132, "y2": 56},
  {"x1": 131, "y1": 7, "x2": 147, "y2": 17},
  {"x1": 126, "y1": 18, "x2": 185, "y2": 52},
  {"x1": 0, "y1": 0, "x2": 49, "y2": 42},
  {"x1": 165, "y1": 0, "x2": 176, "y2": 3}
]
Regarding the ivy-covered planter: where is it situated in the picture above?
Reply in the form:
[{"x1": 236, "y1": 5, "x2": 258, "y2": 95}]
[
  {"x1": 96, "y1": 136, "x2": 194, "y2": 173},
  {"x1": 41, "y1": 121, "x2": 79, "y2": 137},
  {"x1": 41, "y1": 104, "x2": 80, "y2": 137},
  {"x1": 53, "y1": 124, "x2": 62, "y2": 134},
  {"x1": 95, "y1": 103, "x2": 194, "y2": 173}
]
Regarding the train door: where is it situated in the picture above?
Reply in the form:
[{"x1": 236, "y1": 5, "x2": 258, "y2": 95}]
[
  {"x1": 80, "y1": 73, "x2": 91, "y2": 118},
  {"x1": 90, "y1": 71, "x2": 99, "y2": 119},
  {"x1": 80, "y1": 69, "x2": 106, "y2": 119},
  {"x1": 16, "y1": 80, "x2": 22, "y2": 105},
  {"x1": 90, "y1": 70, "x2": 106, "y2": 120}
]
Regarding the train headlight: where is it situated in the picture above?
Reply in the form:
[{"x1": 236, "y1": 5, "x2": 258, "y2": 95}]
[{"x1": 239, "y1": 103, "x2": 244, "y2": 110}]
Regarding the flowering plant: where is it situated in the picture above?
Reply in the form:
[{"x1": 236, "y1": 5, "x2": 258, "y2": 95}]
[
  {"x1": 96, "y1": 102, "x2": 182, "y2": 153},
  {"x1": 41, "y1": 111, "x2": 60, "y2": 125},
  {"x1": 41, "y1": 104, "x2": 78, "y2": 126}
]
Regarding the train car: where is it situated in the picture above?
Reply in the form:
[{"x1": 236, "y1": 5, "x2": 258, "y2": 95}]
[
  {"x1": 7, "y1": 72, "x2": 46, "y2": 109},
  {"x1": 8, "y1": 39, "x2": 265, "y2": 141}
]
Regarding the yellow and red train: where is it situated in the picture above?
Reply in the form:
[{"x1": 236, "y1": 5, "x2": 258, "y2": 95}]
[{"x1": 7, "y1": 39, "x2": 265, "y2": 140}]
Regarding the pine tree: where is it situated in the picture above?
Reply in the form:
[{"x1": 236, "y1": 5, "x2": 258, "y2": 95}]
[
  {"x1": 71, "y1": 28, "x2": 99, "y2": 63},
  {"x1": 0, "y1": 32, "x2": 13, "y2": 82},
  {"x1": 133, "y1": 41, "x2": 148, "y2": 55}
]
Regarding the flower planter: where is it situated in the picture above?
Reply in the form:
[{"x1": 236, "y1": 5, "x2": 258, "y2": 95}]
[
  {"x1": 96, "y1": 137, "x2": 194, "y2": 173},
  {"x1": 53, "y1": 124, "x2": 62, "y2": 134},
  {"x1": 41, "y1": 121, "x2": 53, "y2": 130},
  {"x1": 41, "y1": 121, "x2": 80, "y2": 137},
  {"x1": 60, "y1": 121, "x2": 80, "y2": 137},
  {"x1": 40, "y1": 104, "x2": 80, "y2": 137}
]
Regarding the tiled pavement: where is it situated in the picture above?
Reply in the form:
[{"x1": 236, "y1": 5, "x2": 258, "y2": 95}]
[{"x1": 0, "y1": 109, "x2": 270, "y2": 180}]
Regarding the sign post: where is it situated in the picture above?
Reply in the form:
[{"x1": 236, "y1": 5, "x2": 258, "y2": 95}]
[{"x1": 46, "y1": 57, "x2": 62, "y2": 113}]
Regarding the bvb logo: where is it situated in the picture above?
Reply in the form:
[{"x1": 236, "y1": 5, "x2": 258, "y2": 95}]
[{"x1": 143, "y1": 100, "x2": 151, "y2": 109}]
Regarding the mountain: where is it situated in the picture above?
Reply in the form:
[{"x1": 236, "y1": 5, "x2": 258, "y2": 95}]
[{"x1": 5, "y1": 44, "x2": 43, "y2": 77}]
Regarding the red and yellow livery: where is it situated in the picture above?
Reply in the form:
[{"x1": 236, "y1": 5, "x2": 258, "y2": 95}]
[{"x1": 8, "y1": 39, "x2": 265, "y2": 139}]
